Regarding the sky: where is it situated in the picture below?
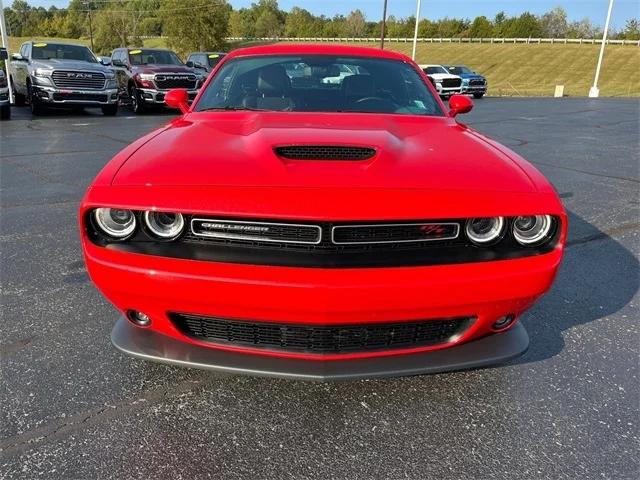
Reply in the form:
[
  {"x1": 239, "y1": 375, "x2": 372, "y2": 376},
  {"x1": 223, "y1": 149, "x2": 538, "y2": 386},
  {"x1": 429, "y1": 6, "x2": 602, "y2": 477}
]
[{"x1": 20, "y1": 0, "x2": 640, "y2": 31}]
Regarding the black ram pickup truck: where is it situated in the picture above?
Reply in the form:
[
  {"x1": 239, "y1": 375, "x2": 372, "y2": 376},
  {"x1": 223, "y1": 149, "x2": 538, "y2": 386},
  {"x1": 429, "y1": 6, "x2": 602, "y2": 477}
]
[
  {"x1": 9, "y1": 41, "x2": 118, "y2": 115},
  {"x1": 110, "y1": 48, "x2": 203, "y2": 114}
]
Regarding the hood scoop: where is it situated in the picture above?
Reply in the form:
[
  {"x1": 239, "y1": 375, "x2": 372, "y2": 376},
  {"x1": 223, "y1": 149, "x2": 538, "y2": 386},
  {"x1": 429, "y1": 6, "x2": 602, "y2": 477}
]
[{"x1": 274, "y1": 145, "x2": 376, "y2": 161}]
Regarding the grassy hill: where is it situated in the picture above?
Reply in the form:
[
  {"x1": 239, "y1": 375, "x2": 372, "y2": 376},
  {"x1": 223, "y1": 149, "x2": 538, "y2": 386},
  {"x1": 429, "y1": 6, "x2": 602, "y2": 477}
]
[{"x1": 5, "y1": 36, "x2": 639, "y2": 97}]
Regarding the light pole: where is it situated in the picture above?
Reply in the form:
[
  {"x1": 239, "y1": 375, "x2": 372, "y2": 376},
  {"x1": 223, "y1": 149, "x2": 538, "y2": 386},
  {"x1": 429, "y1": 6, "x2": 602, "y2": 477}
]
[
  {"x1": 380, "y1": 0, "x2": 388, "y2": 50},
  {"x1": 83, "y1": 0, "x2": 95, "y2": 52},
  {"x1": 589, "y1": 0, "x2": 615, "y2": 98},
  {"x1": 411, "y1": 0, "x2": 422, "y2": 61},
  {"x1": 0, "y1": 0, "x2": 12, "y2": 103}
]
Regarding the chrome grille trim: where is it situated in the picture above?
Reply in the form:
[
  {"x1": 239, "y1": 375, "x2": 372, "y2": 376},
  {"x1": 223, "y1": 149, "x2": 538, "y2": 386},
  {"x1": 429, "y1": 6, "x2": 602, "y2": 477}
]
[{"x1": 51, "y1": 70, "x2": 106, "y2": 90}]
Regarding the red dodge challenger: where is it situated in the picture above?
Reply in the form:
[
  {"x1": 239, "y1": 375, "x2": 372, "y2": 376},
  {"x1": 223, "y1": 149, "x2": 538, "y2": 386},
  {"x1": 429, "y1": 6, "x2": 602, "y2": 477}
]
[{"x1": 79, "y1": 44, "x2": 566, "y2": 380}]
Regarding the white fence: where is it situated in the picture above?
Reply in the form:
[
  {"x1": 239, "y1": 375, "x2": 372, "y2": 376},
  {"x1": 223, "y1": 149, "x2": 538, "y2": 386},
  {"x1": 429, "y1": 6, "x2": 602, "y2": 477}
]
[{"x1": 224, "y1": 36, "x2": 640, "y2": 46}]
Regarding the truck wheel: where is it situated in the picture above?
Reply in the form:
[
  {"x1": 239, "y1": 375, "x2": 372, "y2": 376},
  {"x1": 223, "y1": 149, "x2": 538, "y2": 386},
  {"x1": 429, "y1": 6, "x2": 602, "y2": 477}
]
[
  {"x1": 473, "y1": 93, "x2": 485, "y2": 99},
  {"x1": 11, "y1": 78, "x2": 25, "y2": 106},
  {"x1": 27, "y1": 84, "x2": 45, "y2": 115},
  {"x1": 129, "y1": 85, "x2": 145, "y2": 114},
  {"x1": 0, "y1": 105, "x2": 10, "y2": 120},
  {"x1": 101, "y1": 104, "x2": 118, "y2": 116}
]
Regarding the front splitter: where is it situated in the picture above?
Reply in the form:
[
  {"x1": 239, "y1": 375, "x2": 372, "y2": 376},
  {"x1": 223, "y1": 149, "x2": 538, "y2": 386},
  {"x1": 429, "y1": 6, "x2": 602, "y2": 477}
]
[{"x1": 111, "y1": 318, "x2": 529, "y2": 381}]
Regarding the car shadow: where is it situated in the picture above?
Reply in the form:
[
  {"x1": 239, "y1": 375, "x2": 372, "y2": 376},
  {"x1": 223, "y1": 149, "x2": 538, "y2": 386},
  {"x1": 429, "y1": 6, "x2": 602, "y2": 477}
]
[
  {"x1": 514, "y1": 209, "x2": 638, "y2": 365},
  {"x1": 10, "y1": 105, "x2": 177, "y2": 119}
]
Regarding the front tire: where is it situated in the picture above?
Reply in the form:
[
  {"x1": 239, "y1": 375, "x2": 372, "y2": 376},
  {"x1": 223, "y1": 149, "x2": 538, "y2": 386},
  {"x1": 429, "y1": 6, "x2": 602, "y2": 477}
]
[
  {"x1": 101, "y1": 104, "x2": 118, "y2": 116},
  {"x1": 11, "y1": 77, "x2": 26, "y2": 106},
  {"x1": 129, "y1": 85, "x2": 145, "y2": 114},
  {"x1": 0, "y1": 104, "x2": 10, "y2": 120},
  {"x1": 27, "y1": 84, "x2": 45, "y2": 115},
  {"x1": 473, "y1": 93, "x2": 485, "y2": 99}
]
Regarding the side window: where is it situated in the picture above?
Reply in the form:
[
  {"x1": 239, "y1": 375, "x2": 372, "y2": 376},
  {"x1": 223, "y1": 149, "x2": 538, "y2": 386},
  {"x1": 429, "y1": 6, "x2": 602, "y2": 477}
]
[{"x1": 20, "y1": 43, "x2": 28, "y2": 58}]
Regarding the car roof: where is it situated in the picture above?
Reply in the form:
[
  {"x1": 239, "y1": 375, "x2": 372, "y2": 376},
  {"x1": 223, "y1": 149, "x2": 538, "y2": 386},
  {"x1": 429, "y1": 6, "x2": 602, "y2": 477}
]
[
  {"x1": 28, "y1": 40, "x2": 87, "y2": 48},
  {"x1": 225, "y1": 44, "x2": 411, "y2": 62},
  {"x1": 190, "y1": 51, "x2": 226, "y2": 55}
]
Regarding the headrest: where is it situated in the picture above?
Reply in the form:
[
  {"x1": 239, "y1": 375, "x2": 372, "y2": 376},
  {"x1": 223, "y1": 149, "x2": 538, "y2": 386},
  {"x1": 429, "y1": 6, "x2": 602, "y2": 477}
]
[
  {"x1": 258, "y1": 66, "x2": 291, "y2": 96},
  {"x1": 342, "y1": 75, "x2": 375, "y2": 98}
]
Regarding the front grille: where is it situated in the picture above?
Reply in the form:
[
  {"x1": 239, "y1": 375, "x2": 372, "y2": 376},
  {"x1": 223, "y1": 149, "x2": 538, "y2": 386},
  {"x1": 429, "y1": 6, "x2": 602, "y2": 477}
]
[
  {"x1": 441, "y1": 78, "x2": 462, "y2": 88},
  {"x1": 52, "y1": 71, "x2": 106, "y2": 90},
  {"x1": 154, "y1": 74, "x2": 197, "y2": 90},
  {"x1": 274, "y1": 145, "x2": 376, "y2": 161},
  {"x1": 184, "y1": 218, "x2": 463, "y2": 251},
  {"x1": 191, "y1": 218, "x2": 321, "y2": 244},
  {"x1": 469, "y1": 79, "x2": 485, "y2": 86},
  {"x1": 332, "y1": 223, "x2": 459, "y2": 244},
  {"x1": 52, "y1": 92, "x2": 107, "y2": 102},
  {"x1": 171, "y1": 313, "x2": 473, "y2": 355}
]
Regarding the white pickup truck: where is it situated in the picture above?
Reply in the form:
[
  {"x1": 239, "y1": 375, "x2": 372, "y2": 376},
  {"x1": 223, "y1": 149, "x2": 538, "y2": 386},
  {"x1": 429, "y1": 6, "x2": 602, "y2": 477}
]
[{"x1": 420, "y1": 64, "x2": 463, "y2": 98}]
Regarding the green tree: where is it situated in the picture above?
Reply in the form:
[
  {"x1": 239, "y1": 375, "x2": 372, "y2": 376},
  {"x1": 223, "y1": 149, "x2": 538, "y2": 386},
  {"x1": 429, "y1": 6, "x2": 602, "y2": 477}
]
[
  {"x1": 229, "y1": 9, "x2": 255, "y2": 37},
  {"x1": 252, "y1": 0, "x2": 284, "y2": 37},
  {"x1": 469, "y1": 16, "x2": 493, "y2": 38},
  {"x1": 160, "y1": 0, "x2": 230, "y2": 56},
  {"x1": 502, "y1": 12, "x2": 542, "y2": 38},
  {"x1": 284, "y1": 7, "x2": 318, "y2": 37},
  {"x1": 620, "y1": 19, "x2": 640, "y2": 40}
]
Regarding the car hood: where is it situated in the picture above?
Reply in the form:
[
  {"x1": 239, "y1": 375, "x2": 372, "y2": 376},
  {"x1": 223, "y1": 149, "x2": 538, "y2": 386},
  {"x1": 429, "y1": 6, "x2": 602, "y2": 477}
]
[
  {"x1": 112, "y1": 112, "x2": 536, "y2": 193},
  {"x1": 31, "y1": 59, "x2": 112, "y2": 74},
  {"x1": 459, "y1": 73, "x2": 485, "y2": 80}
]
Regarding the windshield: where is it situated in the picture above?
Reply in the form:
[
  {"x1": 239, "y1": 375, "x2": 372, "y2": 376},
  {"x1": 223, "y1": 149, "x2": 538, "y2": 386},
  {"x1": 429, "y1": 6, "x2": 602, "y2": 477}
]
[
  {"x1": 31, "y1": 43, "x2": 97, "y2": 63},
  {"x1": 424, "y1": 66, "x2": 448, "y2": 75},
  {"x1": 446, "y1": 66, "x2": 473, "y2": 75},
  {"x1": 129, "y1": 49, "x2": 183, "y2": 66},
  {"x1": 207, "y1": 53, "x2": 225, "y2": 68},
  {"x1": 195, "y1": 55, "x2": 443, "y2": 116}
]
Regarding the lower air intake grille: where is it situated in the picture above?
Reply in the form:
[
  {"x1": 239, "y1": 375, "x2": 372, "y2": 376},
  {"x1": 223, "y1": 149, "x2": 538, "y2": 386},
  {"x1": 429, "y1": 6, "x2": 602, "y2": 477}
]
[
  {"x1": 274, "y1": 145, "x2": 376, "y2": 161},
  {"x1": 170, "y1": 313, "x2": 473, "y2": 355}
]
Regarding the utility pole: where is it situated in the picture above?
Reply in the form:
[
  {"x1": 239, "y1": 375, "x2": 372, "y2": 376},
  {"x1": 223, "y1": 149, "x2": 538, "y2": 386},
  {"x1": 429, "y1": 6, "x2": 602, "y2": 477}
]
[
  {"x1": 83, "y1": 0, "x2": 95, "y2": 52},
  {"x1": 380, "y1": 0, "x2": 388, "y2": 50},
  {"x1": 589, "y1": 0, "x2": 615, "y2": 98},
  {"x1": 0, "y1": 0, "x2": 12, "y2": 103},
  {"x1": 411, "y1": 0, "x2": 422, "y2": 60}
]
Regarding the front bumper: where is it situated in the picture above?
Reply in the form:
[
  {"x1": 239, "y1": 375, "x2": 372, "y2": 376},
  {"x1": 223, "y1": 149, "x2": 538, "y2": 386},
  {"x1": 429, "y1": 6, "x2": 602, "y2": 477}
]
[
  {"x1": 84, "y1": 231, "x2": 562, "y2": 374},
  {"x1": 32, "y1": 85, "x2": 119, "y2": 105},
  {"x1": 435, "y1": 85, "x2": 462, "y2": 96},
  {"x1": 0, "y1": 88, "x2": 9, "y2": 105},
  {"x1": 462, "y1": 85, "x2": 488, "y2": 94},
  {"x1": 138, "y1": 88, "x2": 199, "y2": 105},
  {"x1": 112, "y1": 316, "x2": 529, "y2": 380}
]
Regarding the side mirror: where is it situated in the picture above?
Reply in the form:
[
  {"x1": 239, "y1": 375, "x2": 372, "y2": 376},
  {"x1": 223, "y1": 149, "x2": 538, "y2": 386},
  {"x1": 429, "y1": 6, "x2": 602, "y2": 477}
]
[
  {"x1": 194, "y1": 62, "x2": 206, "y2": 70},
  {"x1": 112, "y1": 59, "x2": 124, "y2": 67},
  {"x1": 165, "y1": 88, "x2": 189, "y2": 114},
  {"x1": 449, "y1": 94, "x2": 473, "y2": 117},
  {"x1": 186, "y1": 60, "x2": 194, "y2": 68},
  {"x1": 11, "y1": 53, "x2": 24, "y2": 61},
  {"x1": 99, "y1": 56, "x2": 111, "y2": 66},
  {"x1": 0, "y1": 48, "x2": 7, "y2": 61}
]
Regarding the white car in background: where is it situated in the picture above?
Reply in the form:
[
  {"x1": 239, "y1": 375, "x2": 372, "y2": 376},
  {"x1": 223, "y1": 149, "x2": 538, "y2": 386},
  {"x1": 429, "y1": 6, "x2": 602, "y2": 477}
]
[{"x1": 420, "y1": 64, "x2": 463, "y2": 97}]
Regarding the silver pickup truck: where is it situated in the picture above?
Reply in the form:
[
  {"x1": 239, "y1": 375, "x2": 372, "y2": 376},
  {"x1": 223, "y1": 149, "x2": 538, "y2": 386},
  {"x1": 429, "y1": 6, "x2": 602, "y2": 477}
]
[{"x1": 10, "y1": 41, "x2": 118, "y2": 115}]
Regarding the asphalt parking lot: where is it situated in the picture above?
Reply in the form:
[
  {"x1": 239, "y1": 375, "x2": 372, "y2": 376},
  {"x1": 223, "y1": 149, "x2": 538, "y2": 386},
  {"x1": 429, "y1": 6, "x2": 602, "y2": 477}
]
[{"x1": 1, "y1": 98, "x2": 638, "y2": 479}]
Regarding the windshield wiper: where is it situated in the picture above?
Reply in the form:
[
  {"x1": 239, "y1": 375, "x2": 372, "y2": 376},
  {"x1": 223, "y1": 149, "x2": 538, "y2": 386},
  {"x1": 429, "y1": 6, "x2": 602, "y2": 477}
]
[{"x1": 198, "y1": 106, "x2": 269, "y2": 112}]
